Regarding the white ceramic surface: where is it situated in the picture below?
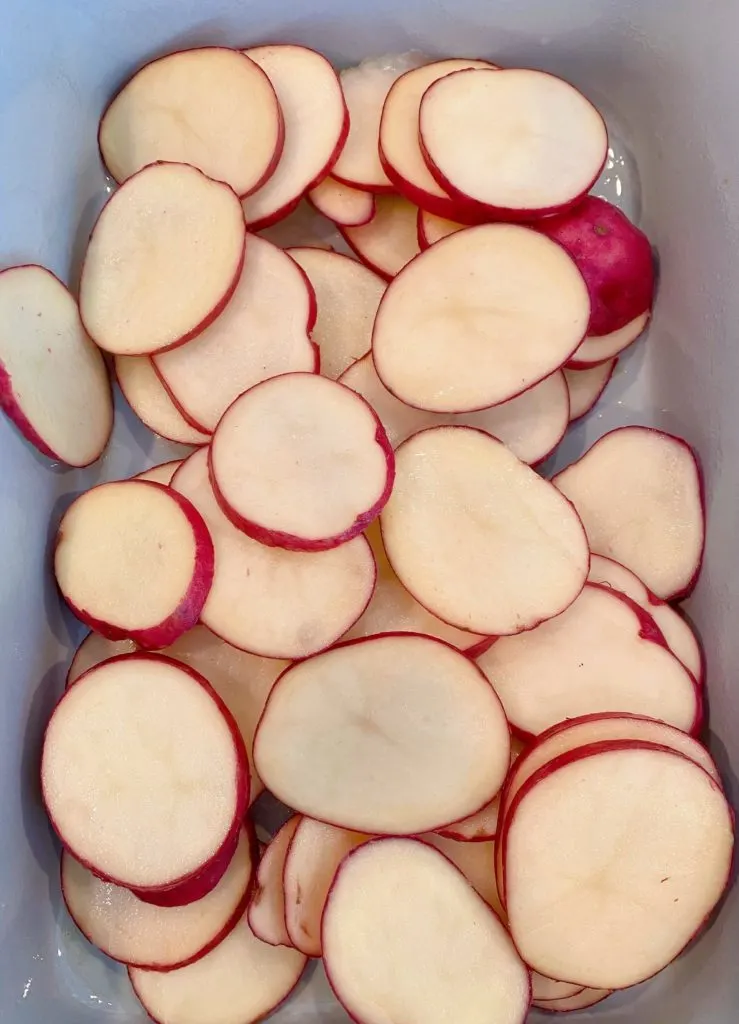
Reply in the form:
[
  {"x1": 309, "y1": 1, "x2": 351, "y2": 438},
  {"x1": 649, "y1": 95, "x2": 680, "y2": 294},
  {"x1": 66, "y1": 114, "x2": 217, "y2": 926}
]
[{"x1": 1, "y1": 1, "x2": 738, "y2": 1021}]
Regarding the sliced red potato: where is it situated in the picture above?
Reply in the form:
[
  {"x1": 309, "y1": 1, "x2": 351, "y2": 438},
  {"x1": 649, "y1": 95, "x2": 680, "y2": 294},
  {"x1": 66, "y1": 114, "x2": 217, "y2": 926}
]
[
  {"x1": 247, "y1": 816, "x2": 300, "y2": 947},
  {"x1": 503, "y1": 742, "x2": 733, "y2": 989},
  {"x1": 535, "y1": 989, "x2": 611, "y2": 1012},
  {"x1": 477, "y1": 583, "x2": 701, "y2": 739},
  {"x1": 419, "y1": 834, "x2": 503, "y2": 919},
  {"x1": 287, "y1": 248, "x2": 386, "y2": 378},
  {"x1": 130, "y1": 906, "x2": 307, "y2": 1024},
  {"x1": 258, "y1": 199, "x2": 336, "y2": 250},
  {"x1": 255, "y1": 634, "x2": 510, "y2": 835},
  {"x1": 42, "y1": 654, "x2": 248, "y2": 895},
  {"x1": 417, "y1": 209, "x2": 464, "y2": 249},
  {"x1": 65, "y1": 625, "x2": 286, "y2": 803},
  {"x1": 564, "y1": 359, "x2": 616, "y2": 422},
  {"x1": 80, "y1": 162, "x2": 246, "y2": 357},
  {"x1": 115, "y1": 356, "x2": 210, "y2": 444},
  {"x1": 241, "y1": 45, "x2": 348, "y2": 229},
  {"x1": 530, "y1": 975, "x2": 584, "y2": 1004},
  {"x1": 307, "y1": 176, "x2": 375, "y2": 226},
  {"x1": 134, "y1": 460, "x2": 184, "y2": 486},
  {"x1": 438, "y1": 738, "x2": 525, "y2": 842},
  {"x1": 535, "y1": 196, "x2": 654, "y2": 337},
  {"x1": 341, "y1": 194, "x2": 421, "y2": 279},
  {"x1": 381, "y1": 427, "x2": 589, "y2": 635},
  {"x1": 61, "y1": 825, "x2": 254, "y2": 970},
  {"x1": 55, "y1": 479, "x2": 214, "y2": 649},
  {"x1": 0, "y1": 265, "x2": 112, "y2": 466},
  {"x1": 331, "y1": 53, "x2": 428, "y2": 191},
  {"x1": 210, "y1": 373, "x2": 394, "y2": 551},
  {"x1": 553, "y1": 426, "x2": 705, "y2": 599},
  {"x1": 589, "y1": 554, "x2": 703, "y2": 682},
  {"x1": 501, "y1": 714, "x2": 721, "y2": 844},
  {"x1": 419, "y1": 68, "x2": 607, "y2": 219},
  {"x1": 372, "y1": 224, "x2": 589, "y2": 412},
  {"x1": 343, "y1": 522, "x2": 489, "y2": 652},
  {"x1": 171, "y1": 449, "x2": 376, "y2": 658},
  {"x1": 66, "y1": 633, "x2": 137, "y2": 687},
  {"x1": 568, "y1": 311, "x2": 650, "y2": 368},
  {"x1": 283, "y1": 818, "x2": 369, "y2": 956},
  {"x1": 339, "y1": 353, "x2": 569, "y2": 464},
  {"x1": 153, "y1": 235, "x2": 317, "y2": 432},
  {"x1": 379, "y1": 58, "x2": 497, "y2": 220},
  {"x1": 99, "y1": 47, "x2": 283, "y2": 197},
  {"x1": 323, "y1": 839, "x2": 530, "y2": 1024}
]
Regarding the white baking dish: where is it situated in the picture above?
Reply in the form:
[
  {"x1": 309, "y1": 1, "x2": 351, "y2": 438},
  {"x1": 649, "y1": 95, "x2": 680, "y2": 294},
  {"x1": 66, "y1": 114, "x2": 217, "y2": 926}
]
[{"x1": 1, "y1": 0, "x2": 737, "y2": 1020}]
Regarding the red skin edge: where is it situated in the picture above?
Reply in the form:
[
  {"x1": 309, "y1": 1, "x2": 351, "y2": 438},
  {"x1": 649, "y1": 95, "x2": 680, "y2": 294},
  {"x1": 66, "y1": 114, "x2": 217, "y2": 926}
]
[
  {"x1": 377, "y1": 60, "x2": 501, "y2": 226},
  {"x1": 533, "y1": 196, "x2": 654, "y2": 337},
  {"x1": 504, "y1": 582, "x2": 704, "y2": 743},
  {"x1": 169, "y1": 451, "x2": 378, "y2": 662},
  {"x1": 60, "y1": 823, "x2": 258, "y2": 971},
  {"x1": 97, "y1": 48, "x2": 285, "y2": 201},
  {"x1": 79, "y1": 161, "x2": 247, "y2": 356},
  {"x1": 252, "y1": 632, "x2": 511, "y2": 836},
  {"x1": 499, "y1": 738, "x2": 734, "y2": 988},
  {"x1": 371, "y1": 237, "x2": 590, "y2": 414},
  {"x1": 330, "y1": 169, "x2": 397, "y2": 195},
  {"x1": 337, "y1": 224, "x2": 394, "y2": 282},
  {"x1": 246, "y1": 815, "x2": 300, "y2": 948},
  {"x1": 42, "y1": 652, "x2": 250, "y2": 898},
  {"x1": 418, "y1": 68, "x2": 608, "y2": 222},
  {"x1": 378, "y1": 425, "x2": 591, "y2": 633},
  {"x1": 0, "y1": 264, "x2": 113, "y2": 466},
  {"x1": 306, "y1": 184, "x2": 376, "y2": 227},
  {"x1": 128, "y1": 917, "x2": 309, "y2": 1024},
  {"x1": 209, "y1": 375, "x2": 395, "y2": 552},
  {"x1": 320, "y1": 836, "x2": 532, "y2": 1024},
  {"x1": 113, "y1": 358, "x2": 211, "y2": 443},
  {"x1": 567, "y1": 359, "x2": 617, "y2": 424},
  {"x1": 497, "y1": 711, "x2": 718, "y2": 873},
  {"x1": 553, "y1": 425, "x2": 707, "y2": 601},
  {"x1": 243, "y1": 52, "x2": 350, "y2": 231},
  {"x1": 151, "y1": 245, "x2": 320, "y2": 435},
  {"x1": 55, "y1": 480, "x2": 215, "y2": 650}
]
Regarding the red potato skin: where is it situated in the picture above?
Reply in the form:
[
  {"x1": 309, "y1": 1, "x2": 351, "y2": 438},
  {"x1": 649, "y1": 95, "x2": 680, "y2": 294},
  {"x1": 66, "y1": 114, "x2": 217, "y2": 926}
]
[
  {"x1": 253, "y1": 632, "x2": 511, "y2": 836},
  {"x1": 436, "y1": 805, "x2": 498, "y2": 843},
  {"x1": 553, "y1": 426, "x2": 707, "y2": 601},
  {"x1": 80, "y1": 161, "x2": 248, "y2": 357},
  {"x1": 371, "y1": 243, "x2": 590, "y2": 414},
  {"x1": 151, "y1": 249, "x2": 320, "y2": 436},
  {"x1": 60, "y1": 824, "x2": 258, "y2": 971},
  {"x1": 502, "y1": 582, "x2": 704, "y2": 743},
  {"x1": 113, "y1": 358, "x2": 211, "y2": 443},
  {"x1": 241, "y1": 46, "x2": 351, "y2": 230},
  {"x1": 98, "y1": 47, "x2": 285, "y2": 201},
  {"x1": 0, "y1": 264, "x2": 114, "y2": 466},
  {"x1": 127, "y1": 925, "x2": 309, "y2": 1024},
  {"x1": 320, "y1": 836, "x2": 532, "y2": 1024},
  {"x1": 55, "y1": 481, "x2": 215, "y2": 651},
  {"x1": 500, "y1": 738, "x2": 734, "y2": 988},
  {"x1": 330, "y1": 170, "x2": 397, "y2": 196},
  {"x1": 169, "y1": 452, "x2": 379, "y2": 661},
  {"x1": 43, "y1": 653, "x2": 250, "y2": 899},
  {"x1": 306, "y1": 185, "x2": 376, "y2": 227},
  {"x1": 209, "y1": 377, "x2": 395, "y2": 552},
  {"x1": 418, "y1": 69, "x2": 608, "y2": 222},
  {"x1": 534, "y1": 196, "x2": 654, "y2": 336},
  {"x1": 592, "y1": 553, "x2": 706, "y2": 687}
]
